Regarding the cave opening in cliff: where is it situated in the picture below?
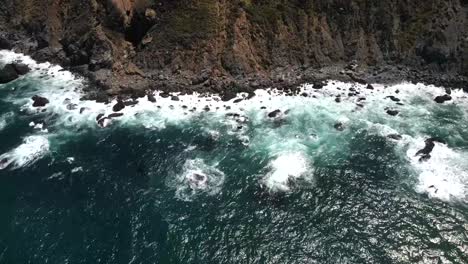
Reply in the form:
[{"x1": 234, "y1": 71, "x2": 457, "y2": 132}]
[{"x1": 125, "y1": 13, "x2": 154, "y2": 47}]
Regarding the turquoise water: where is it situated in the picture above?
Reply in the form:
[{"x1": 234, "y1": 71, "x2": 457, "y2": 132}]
[{"x1": 0, "y1": 51, "x2": 467, "y2": 263}]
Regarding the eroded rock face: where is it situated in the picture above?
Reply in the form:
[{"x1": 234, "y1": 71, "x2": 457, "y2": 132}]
[{"x1": 0, "y1": 0, "x2": 467, "y2": 95}]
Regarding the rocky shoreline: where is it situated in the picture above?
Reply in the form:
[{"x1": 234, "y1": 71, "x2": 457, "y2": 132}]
[
  {"x1": 1, "y1": 39, "x2": 467, "y2": 104},
  {"x1": 1, "y1": 0, "x2": 467, "y2": 102}
]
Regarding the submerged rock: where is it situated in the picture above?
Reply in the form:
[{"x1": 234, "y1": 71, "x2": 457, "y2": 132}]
[
  {"x1": 386, "y1": 96, "x2": 401, "y2": 102},
  {"x1": 386, "y1": 109, "x2": 399, "y2": 116},
  {"x1": 268, "y1": 110, "x2": 282, "y2": 118},
  {"x1": 31, "y1": 95, "x2": 50, "y2": 107},
  {"x1": 387, "y1": 134, "x2": 403, "y2": 140},
  {"x1": 434, "y1": 94, "x2": 452, "y2": 104},
  {"x1": 334, "y1": 122, "x2": 345, "y2": 131}
]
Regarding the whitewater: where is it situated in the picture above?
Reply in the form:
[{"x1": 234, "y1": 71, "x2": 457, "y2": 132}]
[{"x1": 0, "y1": 50, "x2": 467, "y2": 263}]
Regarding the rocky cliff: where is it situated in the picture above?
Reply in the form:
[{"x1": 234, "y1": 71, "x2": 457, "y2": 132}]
[{"x1": 1, "y1": 0, "x2": 467, "y2": 98}]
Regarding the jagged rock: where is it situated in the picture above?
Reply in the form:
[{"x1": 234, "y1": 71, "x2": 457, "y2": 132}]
[
  {"x1": 171, "y1": 95, "x2": 180, "y2": 101},
  {"x1": 415, "y1": 137, "x2": 446, "y2": 161},
  {"x1": 366, "y1": 84, "x2": 374, "y2": 90},
  {"x1": 113, "y1": 100, "x2": 125, "y2": 112},
  {"x1": 31, "y1": 95, "x2": 50, "y2": 107},
  {"x1": 434, "y1": 94, "x2": 452, "y2": 104}
]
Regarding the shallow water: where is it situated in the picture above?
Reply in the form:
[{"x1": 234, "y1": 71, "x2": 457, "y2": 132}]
[{"x1": 0, "y1": 51, "x2": 467, "y2": 263}]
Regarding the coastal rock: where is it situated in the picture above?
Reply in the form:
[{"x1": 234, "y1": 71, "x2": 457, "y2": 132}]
[
  {"x1": 386, "y1": 96, "x2": 401, "y2": 102},
  {"x1": 13, "y1": 63, "x2": 30, "y2": 75},
  {"x1": 108, "y1": 113, "x2": 124, "y2": 118},
  {"x1": 147, "y1": 94, "x2": 156, "y2": 103},
  {"x1": 268, "y1": 110, "x2": 282, "y2": 118},
  {"x1": 415, "y1": 137, "x2": 446, "y2": 162},
  {"x1": 112, "y1": 100, "x2": 125, "y2": 112},
  {"x1": 0, "y1": 35, "x2": 12, "y2": 50},
  {"x1": 31, "y1": 95, "x2": 50, "y2": 107},
  {"x1": 334, "y1": 122, "x2": 345, "y2": 131},
  {"x1": 0, "y1": 64, "x2": 18, "y2": 84},
  {"x1": 387, "y1": 134, "x2": 403, "y2": 140},
  {"x1": 96, "y1": 113, "x2": 105, "y2": 121},
  {"x1": 386, "y1": 109, "x2": 399, "y2": 116},
  {"x1": 434, "y1": 94, "x2": 452, "y2": 104}
]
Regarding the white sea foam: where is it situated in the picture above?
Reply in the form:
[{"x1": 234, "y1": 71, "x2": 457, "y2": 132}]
[
  {"x1": 172, "y1": 159, "x2": 225, "y2": 201},
  {"x1": 2, "y1": 50, "x2": 468, "y2": 202},
  {"x1": 406, "y1": 139, "x2": 468, "y2": 203},
  {"x1": 0, "y1": 135, "x2": 49, "y2": 170},
  {"x1": 263, "y1": 152, "x2": 312, "y2": 191}
]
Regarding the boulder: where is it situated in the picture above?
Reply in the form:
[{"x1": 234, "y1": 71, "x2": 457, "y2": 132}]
[
  {"x1": 312, "y1": 81, "x2": 325, "y2": 89},
  {"x1": 13, "y1": 63, "x2": 30, "y2": 75},
  {"x1": 171, "y1": 95, "x2": 180, "y2": 101},
  {"x1": 147, "y1": 93, "x2": 156, "y2": 102},
  {"x1": 0, "y1": 64, "x2": 19, "y2": 84},
  {"x1": 112, "y1": 100, "x2": 125, "y2": 112},
  {"x1": 334, "y1": 122, "x2": 345, "y2": 131},
  {"x1": 268, "y1": 109, "x2": 282, "y2": 118},
  {"x1": 434, "y1": 94, "x2": 452, "y2": 104},
  {"x1": 386, "y1": 109, "x2": 399, "y2": 116},
  {"x1": 31, "y1": 95, "x2": 50, "y2": 107}
]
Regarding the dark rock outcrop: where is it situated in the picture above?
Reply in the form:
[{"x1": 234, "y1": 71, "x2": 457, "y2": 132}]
[
  {"x1": 0, "y1": 63, "x2": 31, "y2": 84},
  {"x1": 268, "y1": 110, "x2": 282, "y2": 118},
  {"x1": 112, "y1": 100, "x2": 125, "y2": 112},
  {"x1": 386, "y1": 109, "x2": 399, "y2": 116},
  {"x1": 434, "y1": 94, "x2": 452, "y2": 104},
  {"x1": 0, "y1": 64, "x2": 18, "y2": 84},
  {"x1": 31, "y1": 95, "x2": 49, "y2": 107},
  {"x1": 334, "y1": 122, "x2": 345, "y2": 131}
]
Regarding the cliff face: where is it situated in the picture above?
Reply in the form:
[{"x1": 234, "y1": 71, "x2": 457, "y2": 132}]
[{"x1": 1, "y1": 0, "x2": 467, "y2": 96}]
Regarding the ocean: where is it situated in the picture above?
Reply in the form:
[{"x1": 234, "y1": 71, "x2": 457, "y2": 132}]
[{"x1": 0, "y1": 50, "x2": 467, "y2": 263}]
